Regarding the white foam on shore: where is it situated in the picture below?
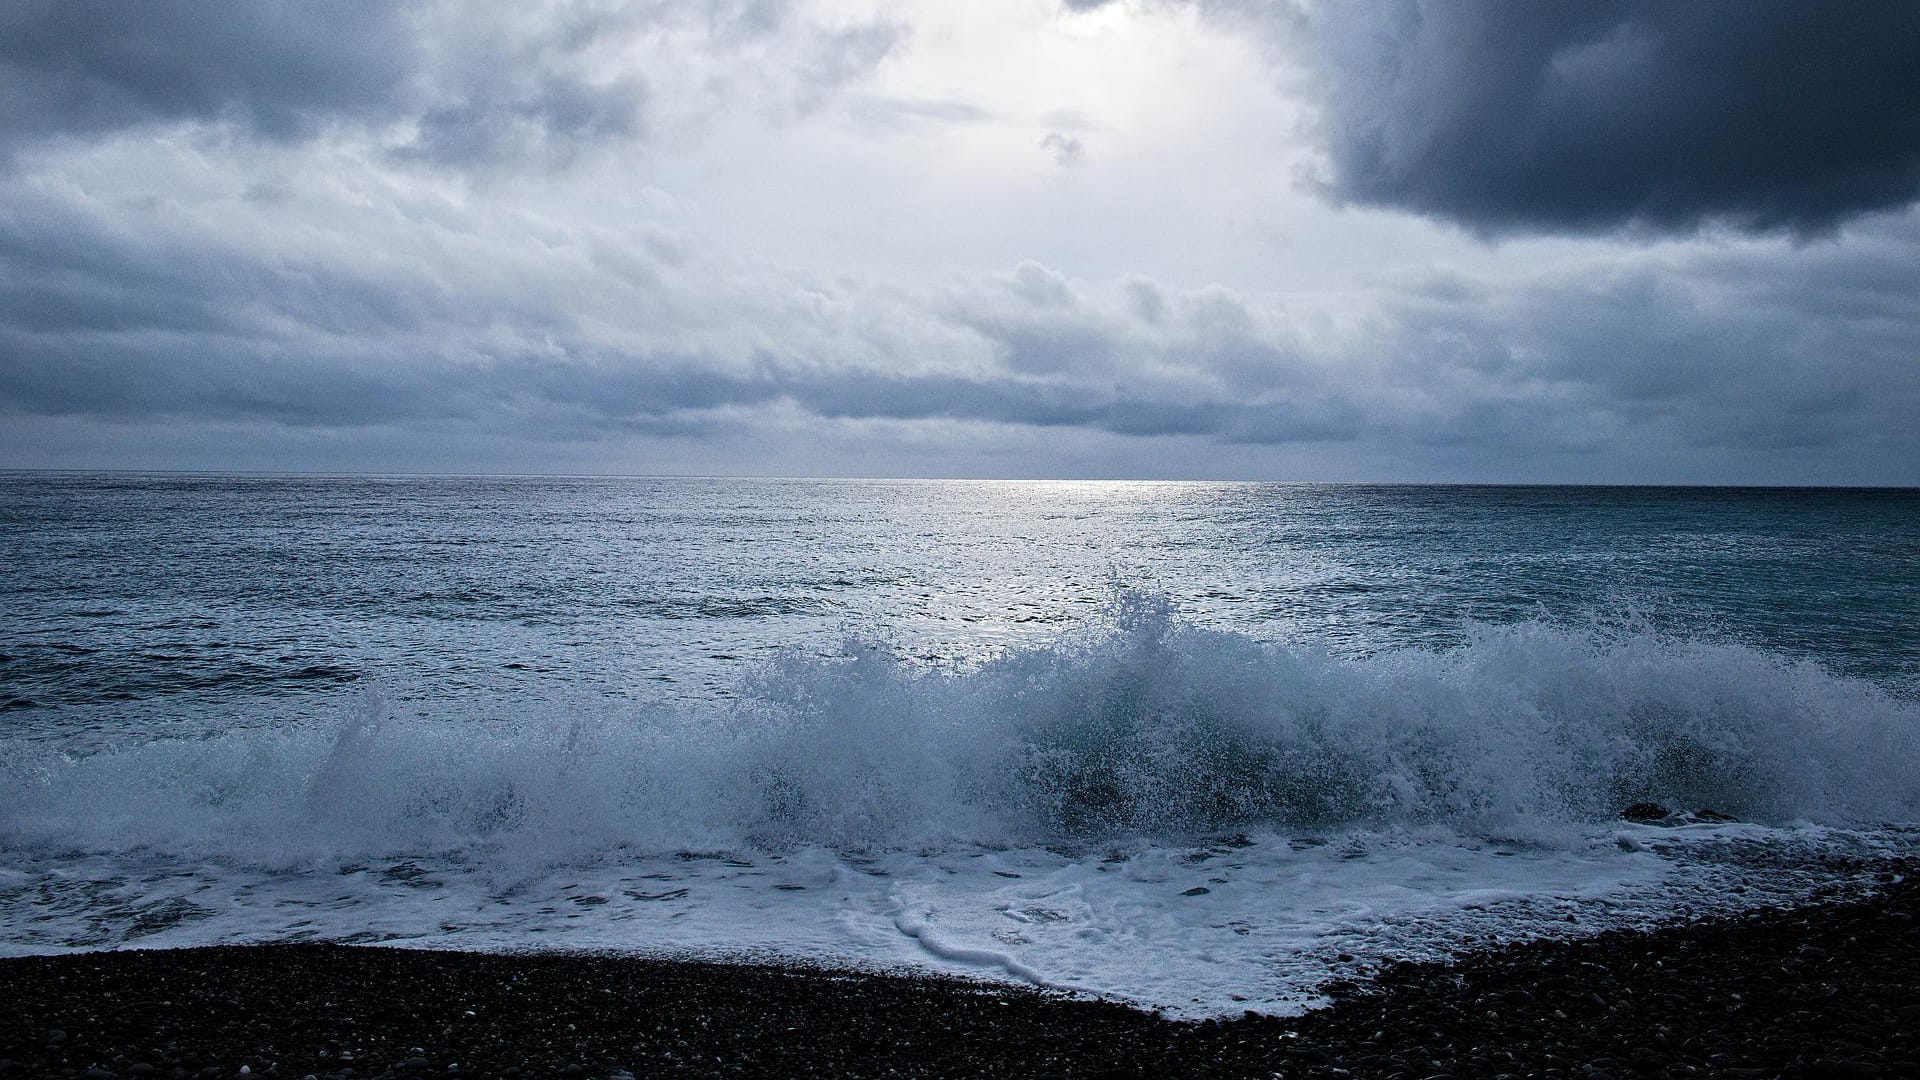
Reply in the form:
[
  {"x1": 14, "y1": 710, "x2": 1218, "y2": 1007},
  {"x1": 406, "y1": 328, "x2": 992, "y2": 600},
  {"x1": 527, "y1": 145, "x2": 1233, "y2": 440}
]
[{"x1": 2, "y1": 823, "x2": 1909, "y2": 1016}]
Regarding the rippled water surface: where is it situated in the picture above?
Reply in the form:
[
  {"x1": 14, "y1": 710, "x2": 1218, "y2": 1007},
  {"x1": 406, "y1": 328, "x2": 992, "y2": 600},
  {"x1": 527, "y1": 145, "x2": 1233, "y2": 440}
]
[
  {"x1": 3, "y1": 475, "x2": 1917, "y2": 1013},
  {"x1": 6, "y1": 476, "x2": 1915, "y2": 736}
]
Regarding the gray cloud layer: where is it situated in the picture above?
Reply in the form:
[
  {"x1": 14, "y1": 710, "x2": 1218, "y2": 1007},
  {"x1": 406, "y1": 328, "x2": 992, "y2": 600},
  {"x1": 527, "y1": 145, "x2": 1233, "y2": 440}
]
[
  {"x1": 4, "y1": 142, "x2": 1914, "y2": 480},
  {"x1": 0, "y1": 1, "x2": 901, "y2": 168},
  {"x1": 0, "y1": 1, "x2": 412, "y2": 154},
  {"x1": 1302, "y1": 0, "x2": 1920, "y2": 236},
  {"x1": 1, "y1": 2, "x2": 1916, "y2": 482}
]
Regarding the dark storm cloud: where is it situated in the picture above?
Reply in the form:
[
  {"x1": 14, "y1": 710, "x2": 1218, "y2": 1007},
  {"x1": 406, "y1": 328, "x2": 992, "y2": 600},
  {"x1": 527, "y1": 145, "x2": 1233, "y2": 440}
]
[
  {"x1": 0, "y1": 1, "x2": 901, "y2": 169},
  {"x1": 0, "y1": 0, "x2": 651, "y2": 170},
  {"x1": 0, "y1": 1, "x2": 413, "y2": 155},
  {"x1": 1303, "y1": 0, "x2": 1920, "y2": 235}
]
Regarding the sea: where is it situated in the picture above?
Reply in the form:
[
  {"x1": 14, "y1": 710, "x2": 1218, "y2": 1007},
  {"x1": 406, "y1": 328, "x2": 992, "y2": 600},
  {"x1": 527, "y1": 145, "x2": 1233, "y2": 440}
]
[{"x1": 3, "y1": 474, "x2": 1918, "y2": 1015}]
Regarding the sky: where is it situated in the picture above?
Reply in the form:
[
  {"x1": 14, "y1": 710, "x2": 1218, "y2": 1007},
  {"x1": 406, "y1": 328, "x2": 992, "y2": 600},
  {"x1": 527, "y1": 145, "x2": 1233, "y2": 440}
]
[{"x1": 1, "y1": 0, "x2": 1917, "y2": 484}]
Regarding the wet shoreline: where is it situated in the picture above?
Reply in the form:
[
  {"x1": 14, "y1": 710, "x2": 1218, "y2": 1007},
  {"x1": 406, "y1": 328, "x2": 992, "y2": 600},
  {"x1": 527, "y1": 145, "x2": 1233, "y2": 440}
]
[{"x1": 3, "y1": 861, "x2": 1915, "y2": 1078}]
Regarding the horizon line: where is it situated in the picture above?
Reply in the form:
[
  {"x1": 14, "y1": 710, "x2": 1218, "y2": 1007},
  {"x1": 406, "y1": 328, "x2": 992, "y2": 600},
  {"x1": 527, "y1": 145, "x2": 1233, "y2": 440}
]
[{"x1": 1, "y1": 467, "x2": 1915, "y2": 492}]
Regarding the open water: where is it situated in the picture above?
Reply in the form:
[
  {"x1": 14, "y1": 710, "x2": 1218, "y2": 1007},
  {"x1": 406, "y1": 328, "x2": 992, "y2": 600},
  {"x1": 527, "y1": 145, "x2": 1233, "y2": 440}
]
[{"x1": 3, "y1": 475, "x2": 1917, "y2": 1013}]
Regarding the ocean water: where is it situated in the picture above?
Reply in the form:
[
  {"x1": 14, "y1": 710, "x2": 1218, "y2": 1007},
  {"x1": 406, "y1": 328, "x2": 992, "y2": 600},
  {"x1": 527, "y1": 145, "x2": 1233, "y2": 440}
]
[{"x1": 3, "y1": 475, "x2": 1918, "y2": 1014}]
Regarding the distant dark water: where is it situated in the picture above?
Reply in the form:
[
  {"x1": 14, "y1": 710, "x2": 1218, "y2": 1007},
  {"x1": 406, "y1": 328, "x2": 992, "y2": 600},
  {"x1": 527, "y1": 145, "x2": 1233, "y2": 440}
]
[{"x1": 3, "y1": 475, "x2": 1915, "y2": 739}]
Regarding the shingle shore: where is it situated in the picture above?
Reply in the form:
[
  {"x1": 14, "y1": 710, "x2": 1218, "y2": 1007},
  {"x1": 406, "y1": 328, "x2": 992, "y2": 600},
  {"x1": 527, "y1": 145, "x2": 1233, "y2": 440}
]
[{"x1": 3, "y1": 860, "x2": 1915, "y2": 1079}]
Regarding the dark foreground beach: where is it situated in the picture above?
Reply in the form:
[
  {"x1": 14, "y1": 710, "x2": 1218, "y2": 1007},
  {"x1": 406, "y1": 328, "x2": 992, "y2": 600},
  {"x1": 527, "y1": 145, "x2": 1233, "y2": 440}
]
[{"x1": 4, "y1": 862, "x2": 1915, "y2": 1080}]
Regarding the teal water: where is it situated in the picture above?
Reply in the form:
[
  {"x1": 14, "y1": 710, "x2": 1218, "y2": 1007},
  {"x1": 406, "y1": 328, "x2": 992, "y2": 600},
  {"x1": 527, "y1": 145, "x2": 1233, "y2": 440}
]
[{"x1": 5, "y1": 477, "x2": 1915, "y2": 740}]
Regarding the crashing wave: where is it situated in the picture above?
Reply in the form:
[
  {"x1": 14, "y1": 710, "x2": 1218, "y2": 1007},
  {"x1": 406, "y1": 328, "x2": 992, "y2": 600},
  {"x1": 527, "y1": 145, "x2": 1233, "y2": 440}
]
[{"x1": 4, "y1": 591, "x2": 1916, "y2": 869}]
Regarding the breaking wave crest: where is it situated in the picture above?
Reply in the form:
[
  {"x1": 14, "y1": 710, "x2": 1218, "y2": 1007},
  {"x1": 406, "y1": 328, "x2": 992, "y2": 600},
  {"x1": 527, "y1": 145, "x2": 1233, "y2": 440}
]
[{"x1": 4, "y1": 593, "x2": 1917, "y2": 869}]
